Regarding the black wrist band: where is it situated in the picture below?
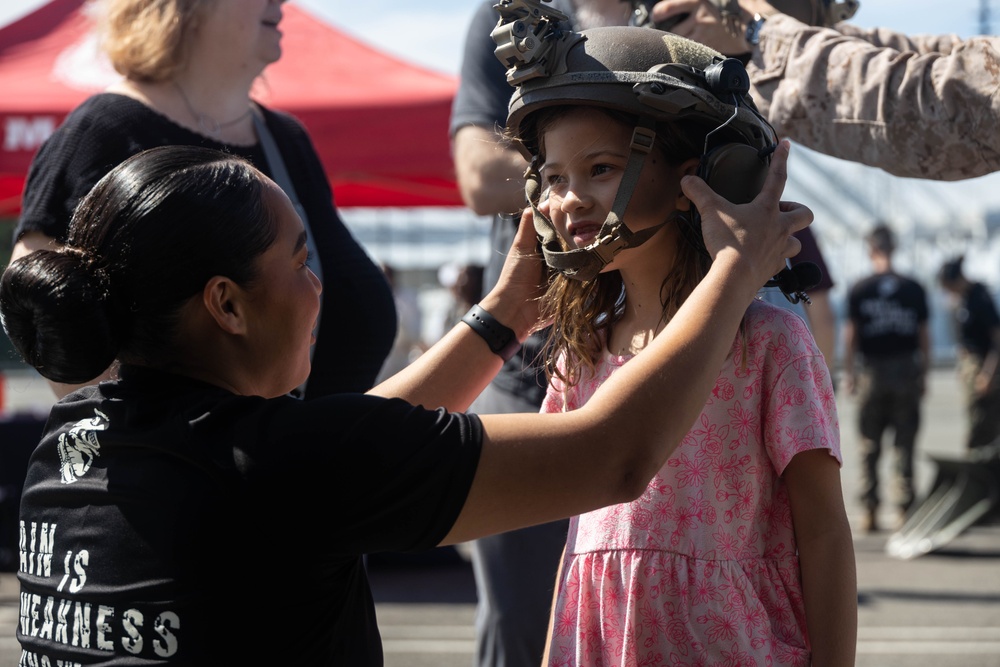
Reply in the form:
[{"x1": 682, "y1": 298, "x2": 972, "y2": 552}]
[{"x1": 462, "y1": 304, "x2": 522, "y2": 362}]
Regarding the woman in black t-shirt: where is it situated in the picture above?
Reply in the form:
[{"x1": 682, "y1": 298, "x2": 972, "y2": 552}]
[
  {"x1": 13, "y1": 0, "x2": 395, "y2": 400},
  {"x1": 1, "y1": 142, "x2": 807, "y2": 664}
]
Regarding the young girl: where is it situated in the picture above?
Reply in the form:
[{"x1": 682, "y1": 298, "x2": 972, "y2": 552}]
[{"x1": 498, "y1": 21, "x2": 857, "y2": 667}]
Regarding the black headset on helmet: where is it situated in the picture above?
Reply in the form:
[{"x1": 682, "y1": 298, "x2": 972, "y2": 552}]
[{"x1": 492, "y1": 0, "x2": 819, "y2": 301}]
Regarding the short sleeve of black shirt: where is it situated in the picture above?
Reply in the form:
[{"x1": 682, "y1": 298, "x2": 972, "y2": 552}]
[
  {"x1": 17, "y1": 96, "x2": 142, "y2": 240},
  {"x1": 224, "y1": 393, "x2": 484, "y2": 554},
  {"x1": 792, "y1": 227, "x2": 835, "y2": 292},
  {"x1": 449, "y1": 1, "x2": 517, "y2": 136}
]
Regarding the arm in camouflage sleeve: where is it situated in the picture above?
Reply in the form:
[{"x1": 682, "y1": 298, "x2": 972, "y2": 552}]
[
  {"x1": 650, "y1": 0, "x2": 1000, "y2": 180},
  {"x1": 753, "y1": 13, "x2": 1000, "y2": 180},
  {"x1": 835, "y1": 22, "x2": 964, "y2": 55}
]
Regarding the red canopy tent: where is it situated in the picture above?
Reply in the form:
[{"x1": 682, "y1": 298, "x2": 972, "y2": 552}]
[{"x1": 0, "y1": 0, "x2": 463, "y2": 215}]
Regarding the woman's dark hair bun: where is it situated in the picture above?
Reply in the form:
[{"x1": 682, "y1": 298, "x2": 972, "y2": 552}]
[
  {"x1": 0, "y1": 247, "x2": 121, "y2": 383},
  {"x1": 1, "y1": 146, "x2": 276, "y2": 385}
]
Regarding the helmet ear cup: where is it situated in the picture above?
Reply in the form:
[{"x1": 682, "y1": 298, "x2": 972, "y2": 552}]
[{"x1": 697, "y1": 143, "x2": 769, "y2": 205}]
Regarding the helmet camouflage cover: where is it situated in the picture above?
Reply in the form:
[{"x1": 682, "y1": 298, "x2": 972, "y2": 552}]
[{"x1": 503, "y1": 25, "x2": 774, "y2": 158}]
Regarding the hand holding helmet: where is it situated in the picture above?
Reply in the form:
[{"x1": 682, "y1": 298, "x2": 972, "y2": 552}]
[
  {"x1": 681, "y1": 139, "x2": 811, "y2": 289},
  {"x1": 480, "y1": 206, "x2": 551, "y2": 341}
]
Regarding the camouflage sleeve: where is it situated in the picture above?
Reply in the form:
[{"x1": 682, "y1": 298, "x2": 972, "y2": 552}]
[
  {"x1": 748, "y1": 14, "x2": 1000, "y2": 181},
  {"x1": 835, "y1": 23, "x2": 964, "y2": 55}
]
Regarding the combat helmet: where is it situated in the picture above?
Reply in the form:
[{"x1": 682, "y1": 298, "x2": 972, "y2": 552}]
[{"x1": 492, "y1": 0, "x2": 779, "y2": 284}]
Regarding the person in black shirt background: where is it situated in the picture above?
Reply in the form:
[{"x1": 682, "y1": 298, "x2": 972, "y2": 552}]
[
  {"x1": 939, "y1": 255, "x2": 1000, "y2": 452},
  {"x1": 843, "y1": 225, "x2": 930, "y2": 532}
]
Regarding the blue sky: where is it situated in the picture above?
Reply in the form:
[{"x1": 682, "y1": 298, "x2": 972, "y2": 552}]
[{"x1": 0, "y1": 1, "x2": 994, "y2": 74}]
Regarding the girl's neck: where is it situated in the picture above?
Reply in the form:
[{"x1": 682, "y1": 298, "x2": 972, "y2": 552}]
[{"x1": 609, "y1": 233, "x2": 679, "y2": 356}]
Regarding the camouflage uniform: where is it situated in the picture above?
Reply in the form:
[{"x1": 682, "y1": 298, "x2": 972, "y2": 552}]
[{"x1": 750, "y1": 14, "x2": 1000, "y2": 181}]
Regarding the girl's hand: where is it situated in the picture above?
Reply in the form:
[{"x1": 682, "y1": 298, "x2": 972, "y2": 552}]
[
  {"x1": 681, "y1": 139, "x2": 813, "y2": 292},
  {"x1": 479, "y1": 206, "x2": 548, "y2": 341}
]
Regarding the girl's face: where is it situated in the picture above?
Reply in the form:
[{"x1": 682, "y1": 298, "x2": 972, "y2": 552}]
[
  {"x1": 242, "y1": 180, "x2": 322, "y2": 397},
  {"x1": 539, "y1": 107, "x2": 694, "y2": 269},
  {"x1": 193, "y1": 0, "x2": 286, "y2": 75}
]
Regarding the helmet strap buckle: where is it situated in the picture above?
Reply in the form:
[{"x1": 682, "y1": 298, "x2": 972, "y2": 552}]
[
  {"x1": 629, "y1": 126, "x2": 657, "y2": 153},
  {"x1": 587, "y1": 232, "x2": 630, "y2": 267}
]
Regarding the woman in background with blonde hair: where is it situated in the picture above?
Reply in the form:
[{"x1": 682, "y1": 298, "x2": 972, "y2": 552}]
[{"x1": 12, "y1": 0, "x2": 396, "y2": 399}]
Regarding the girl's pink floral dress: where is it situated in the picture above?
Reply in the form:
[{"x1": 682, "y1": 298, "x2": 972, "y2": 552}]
[{"x1": 541, "y1": 301, "x2": 840, "y2": 667}]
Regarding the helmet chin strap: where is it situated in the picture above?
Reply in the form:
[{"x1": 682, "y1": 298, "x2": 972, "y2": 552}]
[{"x1": 526, "y1": 117, "x2": 669, "y2": 282}]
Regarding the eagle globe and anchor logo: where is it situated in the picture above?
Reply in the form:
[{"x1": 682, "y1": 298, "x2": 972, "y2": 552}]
[{"x1": 56, "y1": 409, "x2": 108, "y2": 484}]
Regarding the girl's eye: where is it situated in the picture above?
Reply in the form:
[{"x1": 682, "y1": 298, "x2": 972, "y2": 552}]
[
  {"x1": 592, "y1": 164, "x2": 613, "y2": 176},
  {"x1": 301, "y1": 251, "x2": 313, "y2": 269},
  {"x1": 543, "y1": 175, "x2": 568, "y2": 196},
  {"x1": 543, "y1": 173, "x2": 565, "y2": 188}
]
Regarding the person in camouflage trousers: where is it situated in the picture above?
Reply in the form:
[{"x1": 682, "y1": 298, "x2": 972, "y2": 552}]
[
  {"x1": 651, "y1": 0, "x2": 1000, "y2": 181},
  {"x1": 843, "y1": 225, "x2": 931, "y2": 532}
]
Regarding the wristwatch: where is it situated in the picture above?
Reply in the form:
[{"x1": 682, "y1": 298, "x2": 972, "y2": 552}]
[
  {"x1": 462, "y1": 304, "x2": 522, "y2": 362},
  {"x1": 745, "y1": 12, "x2": 766, "y2": 47}
]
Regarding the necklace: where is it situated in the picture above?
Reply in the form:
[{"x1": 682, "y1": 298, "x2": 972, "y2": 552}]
[{"x1": 174, "y1": 82, "x2": 252, "y2": 138}]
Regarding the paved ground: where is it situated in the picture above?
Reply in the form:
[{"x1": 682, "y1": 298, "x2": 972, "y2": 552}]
[{"x1": 1, "y1": 367, "x2": 998, "y2": 666}]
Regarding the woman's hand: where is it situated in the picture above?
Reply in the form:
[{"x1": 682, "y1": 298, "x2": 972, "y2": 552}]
[
  {"x1": 682, "y1": 140, "x2": 813, "y2": 296},
  {"x1": 479, "y1": 207, "x2": 548, "y2": 342}
]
